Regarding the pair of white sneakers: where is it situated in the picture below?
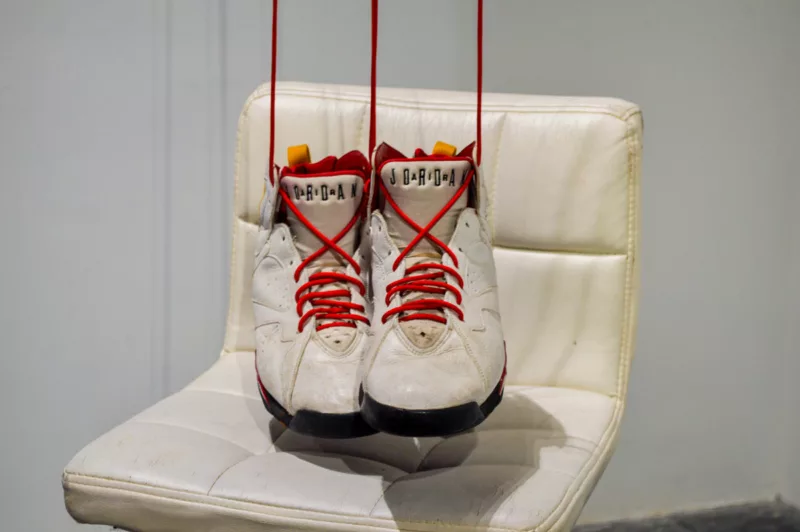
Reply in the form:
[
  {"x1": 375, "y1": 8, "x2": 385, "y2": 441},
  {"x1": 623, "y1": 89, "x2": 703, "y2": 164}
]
[{"x1": 252, "y1": 140, "x2": 506, "y2": 438}]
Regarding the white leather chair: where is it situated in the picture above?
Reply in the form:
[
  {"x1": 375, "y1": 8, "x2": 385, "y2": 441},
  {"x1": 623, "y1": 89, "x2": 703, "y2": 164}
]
[{"x1": 63, "y1": 82, "x2": 642, "y2": 531}]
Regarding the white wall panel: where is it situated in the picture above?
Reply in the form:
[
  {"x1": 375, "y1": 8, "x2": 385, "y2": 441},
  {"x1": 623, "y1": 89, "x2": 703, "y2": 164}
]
[
  {"x1": 786, "y1": 188, "x2": 800, "y2": 507},
  {"x1": 0, "y1": 3, "x2": 167, "y2": 531},
  {"x1": 783, "y1": 56, "x2": 800, "y2": 506},
  {"x1": 162, "y1": 0, "x2": 228, "y2": 393}
]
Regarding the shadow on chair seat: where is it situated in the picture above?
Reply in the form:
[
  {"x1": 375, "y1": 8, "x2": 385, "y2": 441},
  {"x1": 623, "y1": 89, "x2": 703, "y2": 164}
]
[
  {"x1": 262, "y1": 363, "x2": 610, "y2": 531},
  {"x1": 64, "y1": 351, "x2": 615, "y2": 531}
]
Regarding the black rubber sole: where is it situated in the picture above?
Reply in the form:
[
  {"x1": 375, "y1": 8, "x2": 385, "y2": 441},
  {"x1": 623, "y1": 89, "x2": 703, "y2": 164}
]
[
  {"x1": 256, "y1": 376, "x2": 376, "y2": 439},
  {"x1": 360, "y1": 372, "x2": 506, "y2": 438}
]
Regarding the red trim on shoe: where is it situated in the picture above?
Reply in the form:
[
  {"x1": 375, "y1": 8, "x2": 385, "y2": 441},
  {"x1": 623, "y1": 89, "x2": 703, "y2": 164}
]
[
  {"x1": 283, "y1": 150, "x2": 371, "y2": 178},
  {"x1": 254, "y1": 357, "x2": 270, "y2": 406},
  {"x1": 498, "y1": 342, "x2": 508, "y2": 394}
]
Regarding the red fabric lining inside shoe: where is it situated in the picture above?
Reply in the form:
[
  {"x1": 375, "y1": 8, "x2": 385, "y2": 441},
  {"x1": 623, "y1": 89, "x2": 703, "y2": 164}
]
[
  {"x1": 283, "y1": 150, "x2": 370, "y2": 180},
  {"x1": 375, "y1": 142, "x2": 477, "y2": 172}
]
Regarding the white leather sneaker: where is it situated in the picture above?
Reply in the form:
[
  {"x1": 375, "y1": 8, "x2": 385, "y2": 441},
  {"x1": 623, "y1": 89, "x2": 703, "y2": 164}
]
[
  {"x1": 360, "y1": 141, "x2": 507, "y2": 437},
  {"x1": 253, "y1": 146, "x2": 376, "y2": 438}
]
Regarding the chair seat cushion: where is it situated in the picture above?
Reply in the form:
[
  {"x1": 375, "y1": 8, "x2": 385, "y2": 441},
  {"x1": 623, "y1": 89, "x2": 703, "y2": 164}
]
[{"x1": 63, "y1": 351, "x2": 619, "y2": 532}]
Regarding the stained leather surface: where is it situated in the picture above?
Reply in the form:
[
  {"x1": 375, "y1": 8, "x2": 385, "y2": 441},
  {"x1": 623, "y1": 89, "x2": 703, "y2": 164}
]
[{"x1": 63, "y1": 82, "x2": 642, "y2": 531}]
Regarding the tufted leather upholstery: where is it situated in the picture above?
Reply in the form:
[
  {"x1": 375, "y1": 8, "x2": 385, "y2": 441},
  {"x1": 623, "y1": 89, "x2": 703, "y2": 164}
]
[{"x1": 63, "y1": 83, "x2": 642, "y2": 531}]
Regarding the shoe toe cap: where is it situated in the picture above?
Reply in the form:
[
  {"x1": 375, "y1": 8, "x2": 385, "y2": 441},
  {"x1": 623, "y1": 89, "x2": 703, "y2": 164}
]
[
  {"x1": 365, "y1": 330, "x2": 486, "y2": 411},
  {"x1": 291, "y1": 334, "x2": 365, "y2": 415}
]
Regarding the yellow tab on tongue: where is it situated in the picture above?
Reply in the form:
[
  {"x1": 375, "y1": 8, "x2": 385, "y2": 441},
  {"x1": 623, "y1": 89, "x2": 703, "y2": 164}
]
[
  {"x1": 287, "y1": 144, "x2": 311, "y2": 166},
  {"x1": 432, "y1": 141, "x2": 457, "y2": 157}
]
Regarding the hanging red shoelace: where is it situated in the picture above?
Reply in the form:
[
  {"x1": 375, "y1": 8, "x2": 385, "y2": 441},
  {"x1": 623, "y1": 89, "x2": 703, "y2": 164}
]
[
  {"x1": 269, "y1": 0, "x2": 378, "y2": 178},
  {"x1": 267, "y1": 0, "x2": 482, "y2": 329},
  {"x1": 267, "y1": 0, "x2": 376, "y2": 333},
  {"x1": 375, "y1": 0, "x2": 483, "y2": 325}
]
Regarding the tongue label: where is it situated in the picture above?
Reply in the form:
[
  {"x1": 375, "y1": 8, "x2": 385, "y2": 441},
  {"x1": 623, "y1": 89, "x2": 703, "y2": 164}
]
[
  {"x1": 283, "y1": 179, "x2": 361, "y2": 203},
  {"x1": 280, "y1": 173, "x2": 364, "y2": 263},
  {"x1": 386, "y1": 163, "x2": 470, "y2": 189},
  {"x1": 380, "y1": 160, "x2": 473, "y2": 252}
]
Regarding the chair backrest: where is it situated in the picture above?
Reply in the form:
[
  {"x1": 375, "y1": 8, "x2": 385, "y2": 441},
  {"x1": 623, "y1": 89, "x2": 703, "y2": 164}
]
[{"x1": 223, "y1": 82, "x2": 642, "y2": 397}]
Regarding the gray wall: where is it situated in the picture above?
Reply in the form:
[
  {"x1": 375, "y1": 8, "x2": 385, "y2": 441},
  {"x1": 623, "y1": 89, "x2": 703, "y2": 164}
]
[
  {"x1": 786, "y1": 107, "x2": 800, "y2": 507},
  {"x1": 1, "y1": 1, "x2": 798, "y2": 530},
  {"x1": 788, "y1": 208, "x2": 800, "y2": 507}
]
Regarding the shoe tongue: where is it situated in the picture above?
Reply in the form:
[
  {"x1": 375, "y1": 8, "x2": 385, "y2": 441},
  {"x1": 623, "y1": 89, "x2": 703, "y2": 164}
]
[
  {"x1": 379, "y1": 157, "x2": 472, "y2": 350},
  {"x1": 379, "y1": 158, "x2": 472, "y2": 255},
  {"x1": 280, "y1": 173, "x2": 364, "y2": 267}
]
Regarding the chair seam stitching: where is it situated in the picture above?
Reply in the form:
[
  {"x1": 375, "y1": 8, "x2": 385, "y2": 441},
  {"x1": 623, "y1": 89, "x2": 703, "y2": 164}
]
[{"x1": 206, "y1": 453, "x2": 256, "y2": 495}]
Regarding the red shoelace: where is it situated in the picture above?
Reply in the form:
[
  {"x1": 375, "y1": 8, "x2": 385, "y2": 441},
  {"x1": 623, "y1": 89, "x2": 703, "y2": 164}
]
[
  {"x1": 279, "y1": 184, "x2": 370, "y2": 333},
  {"x1": 379, "y1": 166, "x2": 474, "y2": 325},
  {"x1": 267, "y1": 0, "x2": 483, "y2": 329}
]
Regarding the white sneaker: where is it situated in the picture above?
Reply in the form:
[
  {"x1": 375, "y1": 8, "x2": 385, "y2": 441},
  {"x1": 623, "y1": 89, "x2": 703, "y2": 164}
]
[
  {"x1": 360, "y1": 141, "x2": 507, "y2": 437},
  {"x1": 253, "y1": 146, "x2": 375, "y2": 438}
]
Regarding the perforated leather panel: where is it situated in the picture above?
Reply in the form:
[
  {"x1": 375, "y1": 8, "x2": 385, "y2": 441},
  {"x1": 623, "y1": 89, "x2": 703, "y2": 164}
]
[{"x1": 224, "y1": 83, "x2": 642, "y2": 396}]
